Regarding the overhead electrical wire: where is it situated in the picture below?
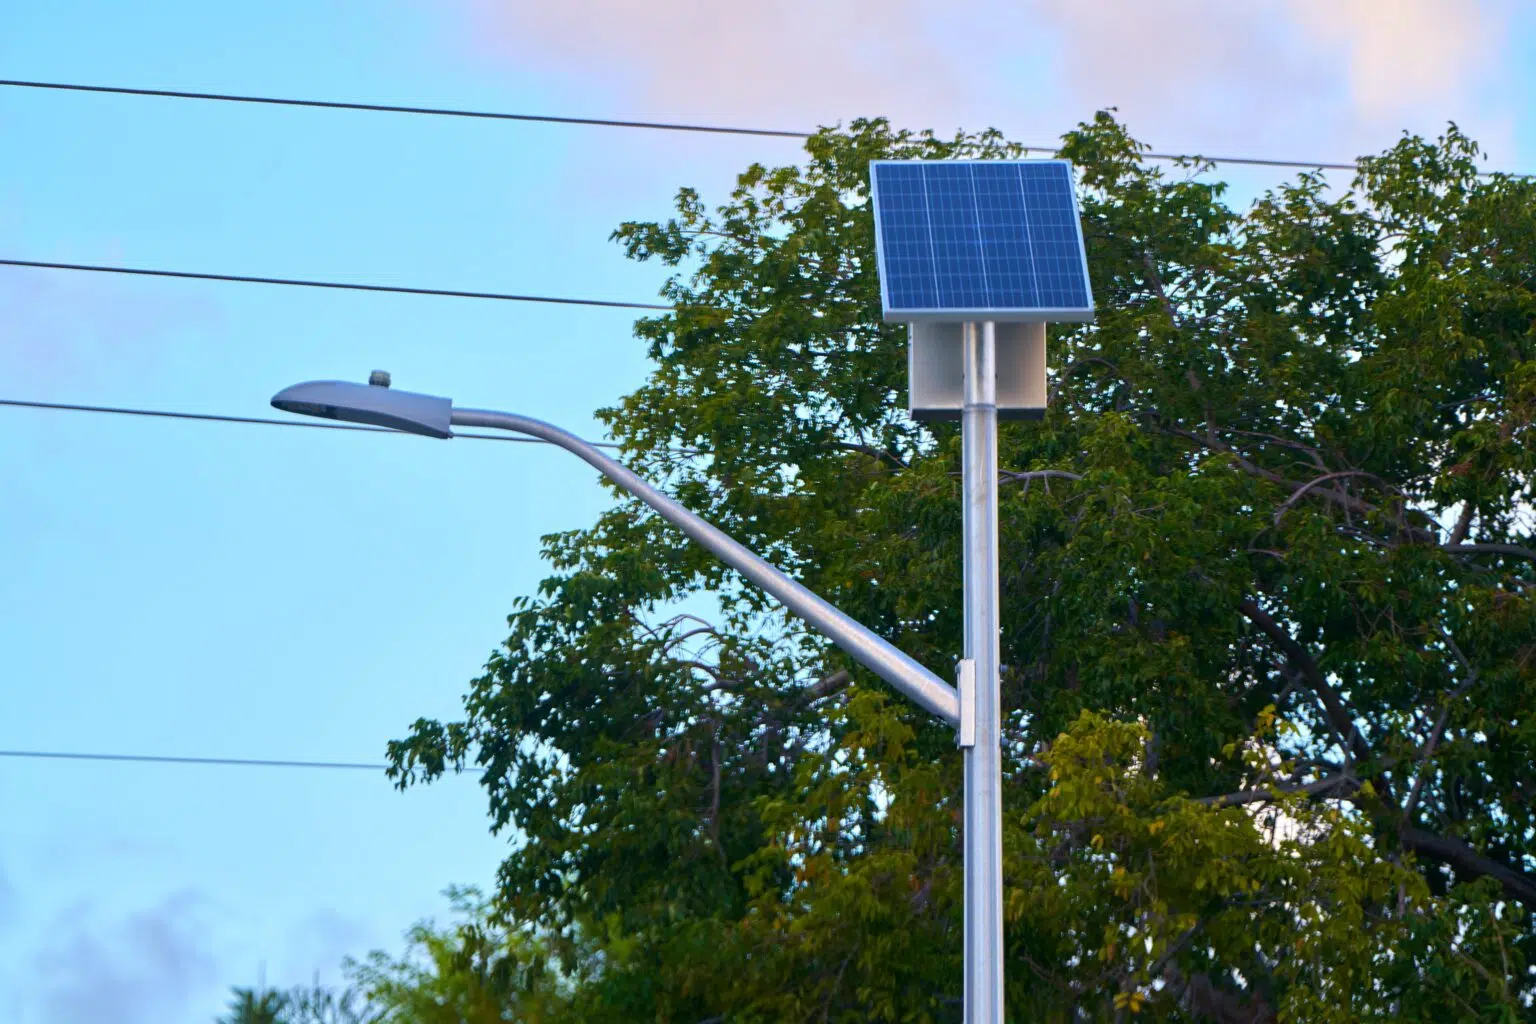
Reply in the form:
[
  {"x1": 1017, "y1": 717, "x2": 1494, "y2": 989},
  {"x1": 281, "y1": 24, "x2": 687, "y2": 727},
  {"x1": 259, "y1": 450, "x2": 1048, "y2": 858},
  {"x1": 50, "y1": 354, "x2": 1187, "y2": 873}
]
[
  {"x1": 0, "y1": 258, "x2": 669, "y2": 311},
  {"x1": 1, "y1": 77, "x2": 1527, "y2": 312},
  {"x1": 0, "y1": 748, "x2": 389, "y2": 771},
  {"x1": 1, "y1": 75, "x2": 1465, "y2": 176},
  {"x1": 8, "y1": 78, "x2": 1492, "y2": 787},
  {"x1": 0, "y1": 78, "x2": 812, "y2": 140},
  {"x1": 0, "y1": 397, "x2": 631, "y2": 450}
]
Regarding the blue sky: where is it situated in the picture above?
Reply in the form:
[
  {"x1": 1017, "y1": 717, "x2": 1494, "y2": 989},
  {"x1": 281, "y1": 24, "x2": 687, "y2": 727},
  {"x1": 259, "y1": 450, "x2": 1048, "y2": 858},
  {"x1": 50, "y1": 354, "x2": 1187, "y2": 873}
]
[{"x1": 1, "y1": 1, "x2": 1531, "y2": 1020}]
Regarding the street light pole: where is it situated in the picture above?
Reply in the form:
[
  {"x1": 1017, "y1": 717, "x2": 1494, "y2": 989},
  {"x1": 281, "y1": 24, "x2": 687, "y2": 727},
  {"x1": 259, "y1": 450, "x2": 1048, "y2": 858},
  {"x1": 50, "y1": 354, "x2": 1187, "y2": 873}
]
[
  {"x1": 451, "y1": 405, "x2": 964, "y2": 726},
  {"x1": 448, "y1": 406, "x2": 962, "y2": 726},
  {"x1": 869, "y1": 155, "x2": 1092, "y2": 1023},
  {"x1": 269, "y1": 377, "x2": 962, "y2": 727},
  {"x1": 961, "y1": 323, "x2": 1005, "y2": 1019},
  {"x1": 270, "y1": 376, "x2": 994, "y2": 1015}
]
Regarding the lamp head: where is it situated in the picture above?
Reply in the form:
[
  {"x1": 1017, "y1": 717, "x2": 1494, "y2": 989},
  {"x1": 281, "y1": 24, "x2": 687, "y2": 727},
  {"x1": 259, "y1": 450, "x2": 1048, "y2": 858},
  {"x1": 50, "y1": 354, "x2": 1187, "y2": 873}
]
[{"x1": 270, "y1": 376, "x2": 453, "y2": 438}]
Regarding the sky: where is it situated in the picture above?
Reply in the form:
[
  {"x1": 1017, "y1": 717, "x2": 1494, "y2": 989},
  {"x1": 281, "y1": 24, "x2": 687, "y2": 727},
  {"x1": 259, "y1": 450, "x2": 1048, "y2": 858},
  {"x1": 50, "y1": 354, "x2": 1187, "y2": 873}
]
[{"x1": 0, "y1": 1, "x2": 1532, "y2": 1021}]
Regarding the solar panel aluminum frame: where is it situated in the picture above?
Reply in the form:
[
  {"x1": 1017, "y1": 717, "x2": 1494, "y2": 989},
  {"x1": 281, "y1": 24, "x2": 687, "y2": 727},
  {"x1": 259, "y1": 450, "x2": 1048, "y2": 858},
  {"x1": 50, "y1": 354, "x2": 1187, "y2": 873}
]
[
  {"x1": 908, "y1": 322, "x2": 1046, "y2": 421},
  {"x1": 868, "y1": 158, "x2": 1095, "y2": 323}
]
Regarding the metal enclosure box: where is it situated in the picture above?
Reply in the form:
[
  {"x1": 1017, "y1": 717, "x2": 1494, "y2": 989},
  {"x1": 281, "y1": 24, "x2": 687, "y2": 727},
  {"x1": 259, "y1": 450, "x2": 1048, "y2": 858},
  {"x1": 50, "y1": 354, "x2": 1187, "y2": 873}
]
[{"x1": 907, "y1": 322, "x2": 1047, "y2": 421}]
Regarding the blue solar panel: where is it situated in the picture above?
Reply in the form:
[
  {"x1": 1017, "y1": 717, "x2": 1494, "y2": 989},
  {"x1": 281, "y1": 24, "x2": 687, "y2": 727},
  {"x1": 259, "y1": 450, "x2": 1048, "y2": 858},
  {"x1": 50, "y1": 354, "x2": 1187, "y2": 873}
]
[{"x1": 869, "y1": 160, "x2": 1094, "y2": 322}]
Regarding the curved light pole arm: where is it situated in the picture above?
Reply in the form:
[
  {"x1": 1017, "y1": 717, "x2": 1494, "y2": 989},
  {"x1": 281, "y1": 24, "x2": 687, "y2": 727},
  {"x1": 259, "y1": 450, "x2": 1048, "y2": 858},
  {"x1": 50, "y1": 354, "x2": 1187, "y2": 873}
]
[{"x1": 450, "y1": 408, "x2": 961, "y2": 727}]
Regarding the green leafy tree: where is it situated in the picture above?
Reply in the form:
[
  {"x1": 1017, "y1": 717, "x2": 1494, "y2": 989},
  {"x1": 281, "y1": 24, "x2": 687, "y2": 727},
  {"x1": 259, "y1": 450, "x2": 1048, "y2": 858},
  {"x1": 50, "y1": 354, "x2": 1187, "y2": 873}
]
[
  {"x1": 218, "y1": 987, "x2": 289, "y2": 1024},
  {"x1": 215, "y1": 980, "x2": 377, "y2": 1024},
  {"x1": 388, "y1": 114, "x2": 1536, "y2": 1020},
  {"x1": 212, "y1": 898, "x2": 562, "y2": 1024},
  {"x1": 346, "y1": 887, "x2": 571, "y2": 1023},
  {"x1": 281, "y1": 979, "x2": 378, "y2": 1024}
]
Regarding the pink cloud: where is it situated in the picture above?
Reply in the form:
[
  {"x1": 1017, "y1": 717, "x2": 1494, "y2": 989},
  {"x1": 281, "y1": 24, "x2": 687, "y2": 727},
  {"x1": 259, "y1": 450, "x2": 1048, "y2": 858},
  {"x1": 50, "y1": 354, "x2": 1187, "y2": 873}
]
[
  {"x1": 453, "y1": 0, "x2": 975, "y2": 128},
  {"x1": 1283, "y1": 0, "x2": 1496, "y2": 118},
  {"x1": 430, "y1": 0, "x2": 1518, "y2": 165}
]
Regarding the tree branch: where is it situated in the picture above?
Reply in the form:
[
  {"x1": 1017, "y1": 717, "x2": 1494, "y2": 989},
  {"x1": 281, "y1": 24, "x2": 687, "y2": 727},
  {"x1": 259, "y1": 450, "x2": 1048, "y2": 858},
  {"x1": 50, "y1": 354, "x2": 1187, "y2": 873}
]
[
  {"x1": 631, "y1": 612, "x2": 719, "y2": 646},
  {"x1": 1001, "y1": 469, "x2": 1085, "y2": 496},
  {"x1": 708, "y1": 729, "x2": 723, "y2": 849},
  {"x1": 1447, "y1": 502, "x2": 1476, "y2": 546},
  {"x1": 1237, "y1": 599, "x2": 1375, "y2": 770},
  {"x1": 1002, "y1": 469, "x2": 1085, "y2": 484},
  {"x1": 828, "y1": 441, "x2": 908, "y2": 470},
  {"x1": 1154, "y1": 421, "x2": 1296, "y2": 489},
  {"x1": 1221, "y1": 428, "x2": 1327, "y2": 471},
  {"x1": 1170, "y1": 967, "x2": 1277, "y2": 1023},
  {"x1": 1155, "y1": 422, "x2": 1434, "y2": 542},
  {"x1": 1273, "y1": 470, "x2": 1401, "y2": 527},
  {"x1": 1191, "y1": 768, "x2": 1536, "y2": 910},
  {"x1": 656, "y1": 626, "x2": 725, "y2": 655},
  {"x1": 1402, "y1": 636, "x2": 1479, "y2": 825},
  {"x1": 1400, "y1": 826, "x2": 1536, "y2": 909},
  {"x1": 1194, "y1": 773, "x2": 1359, "y2": 808},
  {"x1": 802, "y1": 669, "x2": 851, "y2": 703},
  {"x1": 1142, "y1": 250, "x2": 1178, "y2": 324},
  {"x1": 1445, "y1": 542, "x2": 1536, "y2": 563},
  {"x1": 1055, "y1": 356, "x2": 1129, "y2": 389},
  {"x1": 679, "y1": 659, "x2": 726, "y2": 685}
]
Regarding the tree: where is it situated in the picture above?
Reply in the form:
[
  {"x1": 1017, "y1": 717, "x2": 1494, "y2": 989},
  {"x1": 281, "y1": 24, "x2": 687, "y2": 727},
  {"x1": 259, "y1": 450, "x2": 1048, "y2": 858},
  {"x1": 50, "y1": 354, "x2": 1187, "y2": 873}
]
[
  {"x1": 212, "y1": 894, "x2": 564, "y2": 1024},
  {"x1": 387, "y1": 113, "x2": 1536, "y2": 1020},
  {"x1": 218, "y1": 987, "x2": 289, "y2": 1024},
  {"x1": 215, "y1": 981, "x2": 377, "y2": 1024},
  {"x1": 346, "y1": 886, "x2": 571, "y2": 1023},
  {"x1": 280, "y1": 979, "x2": 378, "y2": 1024}
]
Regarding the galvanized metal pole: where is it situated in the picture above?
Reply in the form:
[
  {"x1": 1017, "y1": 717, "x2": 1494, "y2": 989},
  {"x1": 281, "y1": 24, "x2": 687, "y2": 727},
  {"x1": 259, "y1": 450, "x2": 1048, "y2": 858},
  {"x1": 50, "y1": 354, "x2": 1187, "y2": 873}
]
[
  {"x1": 961, "y1": 321, "x2": 1005, "y2": 1022},
  {"x1": 446, "y1": 407, "x2": 961, "y2": 728}
]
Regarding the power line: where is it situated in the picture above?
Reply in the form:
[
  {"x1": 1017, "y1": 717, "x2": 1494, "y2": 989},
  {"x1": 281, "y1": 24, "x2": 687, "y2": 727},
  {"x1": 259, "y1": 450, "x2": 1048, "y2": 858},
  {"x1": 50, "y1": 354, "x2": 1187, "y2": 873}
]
[
  {"x1": 0, "y1": 748, "x2": 388, "y2": 771},
  {"x1": 0, "y1": 397, "x2": 630, "y2": 450},
  {"x1": 0, "y1": 76, "x2": 1419, "y2": 175},
  {"x1": 0, "y1": 78, "x2": 810, "y2": 140},
  {"x1": 0, "y1": 258, "x2": 669, "y2": 311}
]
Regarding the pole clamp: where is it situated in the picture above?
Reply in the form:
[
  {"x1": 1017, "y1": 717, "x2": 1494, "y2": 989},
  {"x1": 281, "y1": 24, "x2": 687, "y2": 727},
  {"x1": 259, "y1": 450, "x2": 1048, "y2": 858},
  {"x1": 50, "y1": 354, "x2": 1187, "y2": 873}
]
[{"x1": 956, "y1": 659, "x2": 976, "y2": 748}]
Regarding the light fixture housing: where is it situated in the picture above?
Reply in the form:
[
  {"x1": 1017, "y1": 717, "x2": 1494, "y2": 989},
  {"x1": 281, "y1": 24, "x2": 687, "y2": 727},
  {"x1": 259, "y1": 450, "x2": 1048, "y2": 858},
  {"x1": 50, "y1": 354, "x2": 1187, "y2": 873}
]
[{"x1": 270, "y1": 379, "x2": 453, "y2": 438}]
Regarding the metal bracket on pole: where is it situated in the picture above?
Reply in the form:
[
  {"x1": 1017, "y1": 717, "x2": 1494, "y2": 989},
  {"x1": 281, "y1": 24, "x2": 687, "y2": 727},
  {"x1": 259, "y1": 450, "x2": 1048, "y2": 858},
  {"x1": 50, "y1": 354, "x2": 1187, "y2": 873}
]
[{"x1": 956, "y1": 658, "x2": 976, "y2": 748}]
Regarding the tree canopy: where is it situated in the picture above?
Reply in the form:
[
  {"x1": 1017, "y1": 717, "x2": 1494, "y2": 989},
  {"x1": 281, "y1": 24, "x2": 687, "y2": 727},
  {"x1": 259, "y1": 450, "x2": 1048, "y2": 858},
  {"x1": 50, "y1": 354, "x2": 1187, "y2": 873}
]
[{"x1": 386, "y1": 113, "x2": 1536, "y2": 1021}]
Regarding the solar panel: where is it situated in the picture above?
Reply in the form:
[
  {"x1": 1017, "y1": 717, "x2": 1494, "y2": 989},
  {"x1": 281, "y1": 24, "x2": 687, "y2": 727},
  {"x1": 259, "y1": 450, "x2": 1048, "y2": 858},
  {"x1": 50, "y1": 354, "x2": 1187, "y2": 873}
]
[{"x1": 869, "y1": 160, "x2": 1094, "y2": 323}]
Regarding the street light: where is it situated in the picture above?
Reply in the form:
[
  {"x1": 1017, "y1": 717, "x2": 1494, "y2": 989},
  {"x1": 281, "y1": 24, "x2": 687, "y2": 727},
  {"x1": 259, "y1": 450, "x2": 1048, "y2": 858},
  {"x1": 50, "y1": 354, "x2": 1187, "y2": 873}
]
[
  {"x1": 271, "y1": 376, "x2": 965, "y2": 729},
  {"x1": 868, "y1": 158, "x2": 1096, "y2": 1022},
  {"x1": 275, "y1": 161, "x2": 1088, "y2": 1024}
]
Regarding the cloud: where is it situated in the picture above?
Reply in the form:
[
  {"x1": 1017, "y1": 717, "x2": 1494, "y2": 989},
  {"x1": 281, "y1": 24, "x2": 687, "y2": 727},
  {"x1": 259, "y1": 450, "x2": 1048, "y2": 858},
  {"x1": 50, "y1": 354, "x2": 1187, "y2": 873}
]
[
  {"x1": 1035, "y1": 0, "x2": 1500, "y2": 122},
  {"x1": 432, "y1": 0, "x2": 1516, "y2": 162},
  {"x1": 0, "y1": 265, "x2": 218, "y2": 386},
  {"x1": 28, "y1": 891, "x2": 222, "y2": 1024},
  {"x1": 1029, "y1": 0, "x2": 1332, "y2": 148},
  {"x1": 451, "y1": 0, "x2": 972, "y2": 128},
  {"x1": 0, "y1": 860, "x2": 18, "y2": 932},
  {"x1": 272, "y1": 907, "x2": 372, "y2": 988},
  {"x1": 1282, "y1": 0, "x2": 1494, "y2": 118}
]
